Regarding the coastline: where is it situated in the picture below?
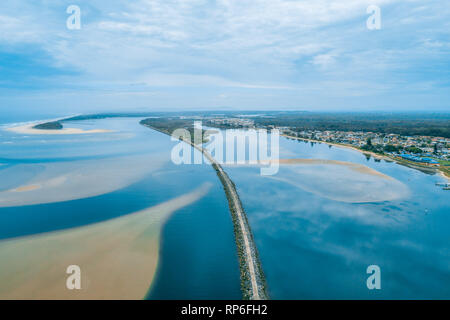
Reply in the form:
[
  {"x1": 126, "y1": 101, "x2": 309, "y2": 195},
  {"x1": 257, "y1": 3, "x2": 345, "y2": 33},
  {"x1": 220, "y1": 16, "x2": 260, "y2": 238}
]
[
  {"x1": 282, "y1": 134, "x2": 450, "y2": 183},
  {"x1": 4, "y1": 121, "x2": 111, "y2": 135},
  {"x1": 438, "y1": 170, "x2": 450, "y2": 183},
  {"x1": 209, "y1": 158, "x2": 268, "y2": 300},
  {"x1": 0, "y1": 154, "x2": 168, "y2": 207},
  {"x1": 0, "y1": 184, "x2": 210, "y2": 300}
]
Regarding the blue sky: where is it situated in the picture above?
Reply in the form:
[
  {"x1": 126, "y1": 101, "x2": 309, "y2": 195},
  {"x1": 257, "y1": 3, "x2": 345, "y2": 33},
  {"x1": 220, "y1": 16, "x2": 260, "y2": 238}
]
[{"x1": 0, "y1": 0, "x2": 449, "y2": 115}]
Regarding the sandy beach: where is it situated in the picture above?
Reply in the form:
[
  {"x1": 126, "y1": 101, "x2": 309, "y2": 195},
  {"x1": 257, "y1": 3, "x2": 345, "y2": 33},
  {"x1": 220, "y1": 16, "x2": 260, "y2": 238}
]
[
  {"x1": 5, "y1": 123, "x2": 111, "y2": 135},
  {"x1": 0, "y1": 183, "x2": 210, "y2": 300}
]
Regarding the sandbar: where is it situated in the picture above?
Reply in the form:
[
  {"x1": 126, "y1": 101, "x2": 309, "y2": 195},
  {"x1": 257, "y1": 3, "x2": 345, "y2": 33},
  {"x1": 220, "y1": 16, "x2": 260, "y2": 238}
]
[
  {"x1": 9, "y1": 185, "x2": 41, "y2": 192},
  {"x1": 272, "y1": 159, "x2": 393, "y2": 180},
  {"x1": 0, "y1": 183, "x2": 210, "y2": 300},
  {"x1": 5, "y1": 123, "x2": 111, "y2": 135},
  {"x1": 264, "y1": 161, "x2": 409, "y2": 203},
  {"x1": 224, "y1": 157, "x2": 409, "y2": 203},
  {"x1": 224, "y1": 158, "x2": 392, "y2": 180},
  {"x1": 0, "y1": 154, "x2": 168, "y2": 207}
]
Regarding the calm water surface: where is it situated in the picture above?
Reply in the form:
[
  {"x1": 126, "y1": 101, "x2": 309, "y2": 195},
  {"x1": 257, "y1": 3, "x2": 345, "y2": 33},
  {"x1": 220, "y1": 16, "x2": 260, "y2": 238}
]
[
  {"x1": 0, "y1": 118, "x2": 241, "y2": 299},
  {"x1": 1, "y1": 117, "x2": 448, "y2": 299},
  {"x1": 220, "y1": 131, "x2": 450, "y2": 299}
]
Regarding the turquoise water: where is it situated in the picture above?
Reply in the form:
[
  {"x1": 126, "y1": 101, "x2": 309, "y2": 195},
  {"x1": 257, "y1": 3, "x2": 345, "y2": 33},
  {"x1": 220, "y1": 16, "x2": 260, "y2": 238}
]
[
  {"x1": 0, "y1": 117, "x2": 241, "y2": 299},
  {"x1": 1, "y1": 116, "x2": 448, "y2": 299},
  {"x1": 220, "y1": 133, "x2": 450, "y2": 299}
]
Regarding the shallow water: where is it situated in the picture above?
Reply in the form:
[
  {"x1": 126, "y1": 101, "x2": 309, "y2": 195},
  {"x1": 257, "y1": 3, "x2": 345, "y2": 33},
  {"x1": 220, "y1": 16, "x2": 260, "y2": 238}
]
[
  {"x1": 0, "y1": 118, "x2": 241, "y2": 299},
  {"x1": 219, "y1": 132, "x2": 450, "y2": 299}
]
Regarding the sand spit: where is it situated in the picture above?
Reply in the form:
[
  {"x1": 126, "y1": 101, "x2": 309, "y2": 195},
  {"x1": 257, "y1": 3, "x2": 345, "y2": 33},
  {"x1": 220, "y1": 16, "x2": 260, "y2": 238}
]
[
  {"x1": 205, "y1": 155, "x2": 410, "y2": 203},
  {"x1": 9, "y1": 184, "x2": 41, "y2": 192},
  {"x1": 273, "y1": 159, "x2": 393, "y2": 180},
  {"x1": 5, "y1": 123, "x2": 111, "y2": 135},
  {"x1": 0, "y1": 183, "x2": 211, "y2": 300},
  {"x1": 266, "y1": 161, "x2": 409, "y2": 203},
  {"x1": 0, "y1": 154, "x2": 167, "y2": 207},
  {"x1": 224, "y1": 158, "x2": 408, "y2": 203},
  {"x1": 223, "y1": 158, "x2": 392, "y2": 180},
  {"x1": 178, "y1": 136, "x2": 268, "y2": 300},
  {"x1": 214, "y1": 157, "x2": 408, "y2": 203}
]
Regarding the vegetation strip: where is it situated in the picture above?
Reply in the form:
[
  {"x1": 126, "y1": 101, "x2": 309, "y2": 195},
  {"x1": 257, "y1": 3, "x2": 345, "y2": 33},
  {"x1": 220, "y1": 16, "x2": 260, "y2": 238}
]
[{"x1": 141, "y1": 121, "x2": 269, "y2": 300}]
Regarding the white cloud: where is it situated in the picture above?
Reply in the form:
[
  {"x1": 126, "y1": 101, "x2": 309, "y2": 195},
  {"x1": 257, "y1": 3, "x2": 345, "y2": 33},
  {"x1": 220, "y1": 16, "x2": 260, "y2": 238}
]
[
  {"x1": 0, "y1": 0, "x2": 449, "y2": 110},
  {"x1": 311, "y1": 53, "x2": 338, "y2": 69}
]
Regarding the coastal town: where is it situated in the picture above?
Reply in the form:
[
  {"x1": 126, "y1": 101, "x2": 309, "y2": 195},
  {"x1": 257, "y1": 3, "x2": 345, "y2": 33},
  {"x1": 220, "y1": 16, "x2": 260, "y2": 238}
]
[
  {"x1": 206, "y1": 117, "x2": 450, "y2": 183},
  {"x1": 282, "y1": 128, "x2": 449, "y2": 161}
]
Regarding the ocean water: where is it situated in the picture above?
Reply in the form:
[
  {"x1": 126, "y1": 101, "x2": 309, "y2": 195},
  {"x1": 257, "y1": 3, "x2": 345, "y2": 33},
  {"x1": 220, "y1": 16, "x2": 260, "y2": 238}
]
[
  {"x1": 219, "y1": 132, "x2": 450, "y2": 299},
  {"x1": 0, "y1": 117, "x2": 241, "y2": 299}
]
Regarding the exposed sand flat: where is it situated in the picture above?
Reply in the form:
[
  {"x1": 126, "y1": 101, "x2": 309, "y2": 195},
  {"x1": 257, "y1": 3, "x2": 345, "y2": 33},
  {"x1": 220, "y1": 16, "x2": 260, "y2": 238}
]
[
  {"x1": 225, "y1": 157, "x2": 408, "y2": 203},
  {"x1": 438, "y1": 170, "x2": 450, "y2": 183},
  {"x1": 0, "y1": 183, "x2": 210, "y2": 300},
  {"x1": 282, "y1": 134, "x2": 389, "y2": 160},
  {"x1": 9, "y1": 184, "x2": 41, "y2": 192},
  {"x1": 223, "y1": 158, "x2": 392, "y2": 180},
  {"x1": 264, "y1": 161, "x2": 409, "y2": 203},
  {"x1": 0, "y1": 154, "x2": 167, "y2": 207},
  {"x1": 272, "y1": 159, "x2": 393, "y2": 180},
  {"x1": 5, "y1": 123, "x2": 111, "y2": 135}
]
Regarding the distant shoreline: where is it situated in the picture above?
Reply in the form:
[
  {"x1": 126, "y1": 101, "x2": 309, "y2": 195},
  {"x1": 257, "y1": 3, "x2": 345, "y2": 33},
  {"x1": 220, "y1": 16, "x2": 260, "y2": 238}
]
[
  {"x1": 0, "y1": 186, "x2": 209, "y2": 300},
  {"x1": 282, "y1": 134, "x2": 450, "y2": 183}
]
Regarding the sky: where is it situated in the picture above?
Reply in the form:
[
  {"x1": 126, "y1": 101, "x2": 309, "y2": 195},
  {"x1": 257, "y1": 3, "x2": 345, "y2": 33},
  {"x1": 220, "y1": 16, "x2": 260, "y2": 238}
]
[{"x1": 0, "y1": 0, "x2": 449, "y2": 116}]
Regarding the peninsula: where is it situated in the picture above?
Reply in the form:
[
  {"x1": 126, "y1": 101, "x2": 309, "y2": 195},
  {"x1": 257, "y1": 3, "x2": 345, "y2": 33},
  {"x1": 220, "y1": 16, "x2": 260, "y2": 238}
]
[{"x1": 140, "y1": 118, "x2": 269, "y2": 300}]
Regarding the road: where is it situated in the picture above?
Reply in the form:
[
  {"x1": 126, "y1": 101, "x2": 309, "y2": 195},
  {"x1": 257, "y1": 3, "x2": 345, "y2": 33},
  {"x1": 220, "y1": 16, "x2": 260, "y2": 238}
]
[
  {"x1": 192, "y1": 142, "x2": 266, "y2": 300},
  {"x1": 140, "y1": 124, "x2": 267, "y2": 300}
]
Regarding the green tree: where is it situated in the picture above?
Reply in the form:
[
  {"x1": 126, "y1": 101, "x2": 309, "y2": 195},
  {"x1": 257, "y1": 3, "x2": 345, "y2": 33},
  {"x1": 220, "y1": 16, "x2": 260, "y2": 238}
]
[
  {"x1": 384, "y1": 144, "x2": 401, "y2": 153},
  {"x1": 405, "y1": 146, "x2": 423, "y2": 154}
]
